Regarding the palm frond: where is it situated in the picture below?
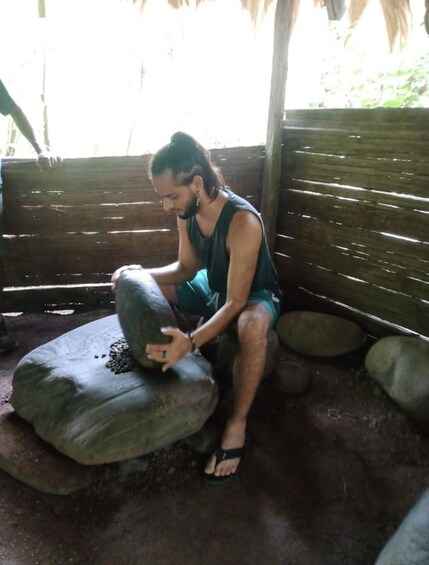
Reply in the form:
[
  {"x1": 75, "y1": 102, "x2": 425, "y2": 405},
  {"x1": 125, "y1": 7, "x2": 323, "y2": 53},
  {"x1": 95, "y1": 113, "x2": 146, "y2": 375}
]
[
  {"x1": 379, "y1": 0, "x2": 410, "y2": 48},
  {"x1": 129, "y1": 0, "x2": 413, "y2": 47},
  {"x1": 347, "y1": 0, "x2": 410, "y2": 49},
  {"x1": 240, "y1": 0, "x2": 276, "y2": 25},
  {"x1": 131, "y1": 0, "x2": 203, "y2": 10},
  {"x1": 348, "y1": 0, "x2": 369, "y2": 27}
]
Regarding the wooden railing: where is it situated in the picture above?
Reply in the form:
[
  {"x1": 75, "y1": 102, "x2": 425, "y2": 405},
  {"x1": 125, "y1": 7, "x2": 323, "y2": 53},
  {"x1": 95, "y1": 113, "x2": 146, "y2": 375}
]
[{"x1": 2, "y1": 146, "x2": 265, "y2": 312}]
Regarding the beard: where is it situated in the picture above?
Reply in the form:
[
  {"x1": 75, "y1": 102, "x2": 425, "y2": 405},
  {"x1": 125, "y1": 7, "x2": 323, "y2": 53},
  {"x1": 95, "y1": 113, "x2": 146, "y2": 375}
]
[{"x1": 178, "y1": 193, "x2": 200, "y2": 220}]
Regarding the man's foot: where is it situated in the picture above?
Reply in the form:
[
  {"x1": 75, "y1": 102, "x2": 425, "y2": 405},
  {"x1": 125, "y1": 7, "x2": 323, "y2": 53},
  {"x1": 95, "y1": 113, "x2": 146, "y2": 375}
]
[
  {"x1": 0, "y1": 316, "x2": 18, "y2": 354},
  {"x1": 200, "y1": 439, "x2": 249, "y2": 485},
  {"x1": 201, "y1": 421, "x2": 249, "y2": 485}
]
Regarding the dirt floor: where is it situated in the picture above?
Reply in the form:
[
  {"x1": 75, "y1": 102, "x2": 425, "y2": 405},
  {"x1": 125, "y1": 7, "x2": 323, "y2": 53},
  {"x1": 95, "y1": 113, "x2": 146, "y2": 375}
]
[{"x1": 1, "y1": 308, "x2": 429, "y2": 565}]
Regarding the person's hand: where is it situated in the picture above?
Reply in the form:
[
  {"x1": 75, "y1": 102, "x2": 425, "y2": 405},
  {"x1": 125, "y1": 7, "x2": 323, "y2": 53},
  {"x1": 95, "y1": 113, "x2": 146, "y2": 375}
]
[
  {"x1": 111, "y1": 264, "x2": 143, "y2": 292},
  {"x1": 146, "y1": 327, "x2": 192, "y2": 372},
  {"x1": 36, "y1": 151, "x2": 62, "y2": 171}
]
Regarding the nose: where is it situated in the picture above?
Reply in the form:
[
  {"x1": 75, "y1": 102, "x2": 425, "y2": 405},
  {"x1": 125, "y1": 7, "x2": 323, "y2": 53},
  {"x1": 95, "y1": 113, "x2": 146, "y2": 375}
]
[{"x1": 163, "y1": 198, "x2": 174, "y2": 213}]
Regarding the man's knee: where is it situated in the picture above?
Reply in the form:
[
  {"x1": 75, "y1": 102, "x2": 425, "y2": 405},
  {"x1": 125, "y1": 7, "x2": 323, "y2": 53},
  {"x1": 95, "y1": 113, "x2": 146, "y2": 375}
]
[
  {"x1": 235, "y1": 304, "x2": 280, "y2": 379},
  {"x1": 237, "y1": 303, "x2": 271, "y2": 346}
]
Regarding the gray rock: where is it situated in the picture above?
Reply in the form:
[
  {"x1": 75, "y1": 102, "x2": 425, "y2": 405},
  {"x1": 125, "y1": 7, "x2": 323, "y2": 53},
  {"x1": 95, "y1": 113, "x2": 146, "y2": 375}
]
[
  {"x1": 11, "y1": 315, "x2": 218, "y2": 465},
  {"x1": 183, "y1": 420, "x2": 218, "y2": 454},
  {"x1": 115, "y1": 269, "x2": 177, "y2": 369},
  {"x1": 0, "y1": 404, "x2": 94, "y2": 495},
  {"x1": 276, "y1": 311, "x2": 366, "y2": 357},
  {"x1": 183, "y1": 421, "x2": 220, "y2": 453},
  {"x1": 273, "y1": 359, "x2": 312, "y2": 394},
  {"x1": 365, "y1": 336, "x2": 429, "y2": 423},
  {"x1": 376, "y1": 489, "x2": 429, "y2": 565},
  {"x1": 117, "y1": 457, "x2": 149, "y2": 476}
]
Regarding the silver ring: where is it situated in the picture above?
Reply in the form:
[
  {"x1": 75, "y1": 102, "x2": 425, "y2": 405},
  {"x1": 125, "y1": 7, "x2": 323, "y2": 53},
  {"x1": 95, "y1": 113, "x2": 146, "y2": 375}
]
[{"x1": 162, "y1": 350, "x2": 166, "y2": 359}]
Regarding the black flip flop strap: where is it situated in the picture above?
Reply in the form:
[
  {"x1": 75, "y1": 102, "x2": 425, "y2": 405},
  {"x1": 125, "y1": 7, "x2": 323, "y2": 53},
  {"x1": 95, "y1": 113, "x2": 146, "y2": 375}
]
[{"x1": 215, "y1": 447, "x2": 244, "y2": 463}]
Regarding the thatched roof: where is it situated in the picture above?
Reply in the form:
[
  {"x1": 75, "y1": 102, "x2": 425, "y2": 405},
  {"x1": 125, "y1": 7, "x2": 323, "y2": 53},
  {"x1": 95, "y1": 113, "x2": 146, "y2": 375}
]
[
  {"x1": 131, "y1": 0, "x2": 414, "y2": 49},
  {"x1": 347, "y1": 0, "x2": 411, "y2": 49}
]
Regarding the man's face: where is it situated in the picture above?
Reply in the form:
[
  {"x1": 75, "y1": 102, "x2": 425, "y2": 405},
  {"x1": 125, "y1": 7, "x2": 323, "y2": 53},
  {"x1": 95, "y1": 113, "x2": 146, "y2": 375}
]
[{"x1": 152, "y1": 172, "x2": 199, "y2": 219}]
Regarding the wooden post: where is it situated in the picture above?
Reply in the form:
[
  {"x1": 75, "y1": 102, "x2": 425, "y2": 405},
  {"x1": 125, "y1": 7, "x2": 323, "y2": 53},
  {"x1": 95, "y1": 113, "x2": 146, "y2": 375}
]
[
  {"x1": 38, "y1": 0, "x2": 51, "y2": 149},
  {"x1": 261, "y1": 0, "x2": 295, "y2": 253}
]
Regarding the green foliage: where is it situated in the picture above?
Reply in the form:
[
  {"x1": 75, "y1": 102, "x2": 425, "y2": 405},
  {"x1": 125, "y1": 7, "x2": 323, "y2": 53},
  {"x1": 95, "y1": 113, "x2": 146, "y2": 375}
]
[{"x1": 349, "y1": 52, "x2": 429, "y2": 108}]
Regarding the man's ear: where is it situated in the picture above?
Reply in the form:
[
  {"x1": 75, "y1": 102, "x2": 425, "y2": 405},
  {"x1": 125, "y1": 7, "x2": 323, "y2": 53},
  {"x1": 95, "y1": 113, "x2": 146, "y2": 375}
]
[{"x1": 191, "y1": 175, "x2": 204, "y2": 195}]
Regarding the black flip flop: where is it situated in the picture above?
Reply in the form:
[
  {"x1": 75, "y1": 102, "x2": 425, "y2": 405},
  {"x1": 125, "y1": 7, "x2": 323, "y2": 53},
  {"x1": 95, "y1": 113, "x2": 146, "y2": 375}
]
[{"x1": 200, "y1": 435, "x2": 250, "y2": 485}]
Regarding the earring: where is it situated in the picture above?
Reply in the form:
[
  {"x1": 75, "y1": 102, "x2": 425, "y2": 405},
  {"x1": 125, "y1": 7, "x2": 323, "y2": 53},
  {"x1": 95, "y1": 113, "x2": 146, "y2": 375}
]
[{"x1": 196, "y1": 193, "x2": 200, "y2": 208}]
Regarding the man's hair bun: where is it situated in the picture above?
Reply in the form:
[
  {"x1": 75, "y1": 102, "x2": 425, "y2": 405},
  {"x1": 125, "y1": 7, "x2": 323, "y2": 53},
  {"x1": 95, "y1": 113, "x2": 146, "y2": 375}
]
[{"x1": 170, "y1": 131, "x2": 195, "y2": 147}]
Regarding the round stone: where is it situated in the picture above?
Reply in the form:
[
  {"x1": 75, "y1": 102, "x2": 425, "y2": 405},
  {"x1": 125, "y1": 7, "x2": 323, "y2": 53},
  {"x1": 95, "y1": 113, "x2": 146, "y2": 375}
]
[
  {"x1": 276, "y1": 311, "x2": 367, "y2": 357},
  {"x1": 365, "y1": 336, "x2": 429, "y2": 423},
  {"x1": 272, "y1": 359, "x2": 312, "y2": 395},
  {"x1": 376, "y1": 489, "x2": 429, "y2": 565},
  {"x1": 0, "y1": 405, "x2": 94, "y2": 495}
]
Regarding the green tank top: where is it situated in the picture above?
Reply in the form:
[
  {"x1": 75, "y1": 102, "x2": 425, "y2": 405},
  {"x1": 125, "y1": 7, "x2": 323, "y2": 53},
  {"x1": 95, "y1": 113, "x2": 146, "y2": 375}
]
[{"x1": 186, "y1": 188, "x2": 282, "y2": 300}]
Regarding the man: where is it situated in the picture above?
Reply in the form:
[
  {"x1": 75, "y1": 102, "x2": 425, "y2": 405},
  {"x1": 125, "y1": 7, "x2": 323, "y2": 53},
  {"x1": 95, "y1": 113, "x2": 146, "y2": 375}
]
[
  {"x1": 0, "y1": 78, "x2": 61, "y2": 353},
  {"x1": 112, "y1": 131, "x2": 282, "y2": 484}
]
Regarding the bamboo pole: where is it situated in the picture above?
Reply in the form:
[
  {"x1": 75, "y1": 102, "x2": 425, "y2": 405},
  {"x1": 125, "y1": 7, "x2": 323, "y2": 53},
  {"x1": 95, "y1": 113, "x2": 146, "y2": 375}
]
[{"x1": 261, "y1": 0, "x2": 295, "y2": 252}]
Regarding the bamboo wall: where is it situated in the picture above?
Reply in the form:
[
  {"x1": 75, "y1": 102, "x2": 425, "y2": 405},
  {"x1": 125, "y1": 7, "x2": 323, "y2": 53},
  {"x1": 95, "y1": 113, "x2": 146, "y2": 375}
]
[
  {"x1": 2, "y1": 146, "x2": 265, "y2": 312},
  {"x1": 3, "y1": 109, "x2": 429, "y2": 340},
  {"x1": 275, "y1": 108, "x2": 429, "y2": 339}
]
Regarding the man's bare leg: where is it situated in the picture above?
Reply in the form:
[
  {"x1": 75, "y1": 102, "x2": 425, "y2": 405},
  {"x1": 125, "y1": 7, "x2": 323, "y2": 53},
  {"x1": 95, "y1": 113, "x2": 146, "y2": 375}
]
[
  {"x1": 205, "y1": 302, "x2": 271, "y2": 478},
  {"x1": 154, "y1": 281, "x2": 271, "y2": 478}
]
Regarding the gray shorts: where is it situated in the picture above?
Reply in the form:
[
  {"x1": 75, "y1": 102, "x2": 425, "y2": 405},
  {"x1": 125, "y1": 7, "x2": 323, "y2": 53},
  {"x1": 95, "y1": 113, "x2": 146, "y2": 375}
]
[{"x1": 176, "y1": 269, "x2": 282, "y2": 327}]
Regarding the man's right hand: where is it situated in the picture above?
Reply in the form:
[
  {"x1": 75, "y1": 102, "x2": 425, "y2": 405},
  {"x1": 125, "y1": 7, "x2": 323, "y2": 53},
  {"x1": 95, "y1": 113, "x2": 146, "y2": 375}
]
[{"x1": 111, "y1": 264, "x2": 143, "y2": 292}]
